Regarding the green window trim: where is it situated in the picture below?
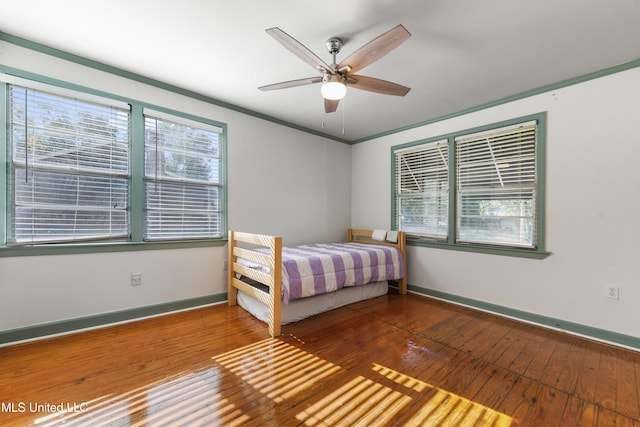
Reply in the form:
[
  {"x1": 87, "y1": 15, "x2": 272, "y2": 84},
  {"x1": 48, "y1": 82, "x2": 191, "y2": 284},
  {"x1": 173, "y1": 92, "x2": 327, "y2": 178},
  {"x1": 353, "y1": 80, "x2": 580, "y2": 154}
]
[
  {"x1": 0, "y1": 83, "x2": 7, "y2": 246},
  {"x1": 0, "y1": 69, "x2": 227, "y2": 257},
  {"x1": 407, "y1": 238, "x2": 550, "y2": 259},
  {"x1": 0, "y1": 239, "x2": 228, "y2": 258},
  {"x1": 392, "y1": 112, "x2": 549, "y2": 259}
]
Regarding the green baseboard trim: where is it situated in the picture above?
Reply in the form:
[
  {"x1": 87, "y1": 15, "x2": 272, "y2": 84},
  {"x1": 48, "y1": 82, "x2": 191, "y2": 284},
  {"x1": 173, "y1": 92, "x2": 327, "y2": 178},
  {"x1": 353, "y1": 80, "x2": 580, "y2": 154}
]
[
  {"x1": 408, "y1": 285, "x2": 640, "y2": 351},
  {"x1": 0, "y1": 293, "x2": 228, "y2": 346}
]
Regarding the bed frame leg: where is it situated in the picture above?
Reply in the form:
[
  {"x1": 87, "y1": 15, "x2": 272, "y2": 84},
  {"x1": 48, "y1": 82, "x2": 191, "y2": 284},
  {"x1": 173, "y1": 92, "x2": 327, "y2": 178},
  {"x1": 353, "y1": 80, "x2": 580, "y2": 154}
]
[
  {"x1": 269, "y1": 236, "x2": 282, "y2": 337},
  {"x1": 399, "y1": 231, "x2": 407, "y2": 295},
  {"x1": 227, "y1": 231, "x2": 238, "y2": 306},
  {"x1": 399, "y1": 278, "x2": 407, "y2": 295}
]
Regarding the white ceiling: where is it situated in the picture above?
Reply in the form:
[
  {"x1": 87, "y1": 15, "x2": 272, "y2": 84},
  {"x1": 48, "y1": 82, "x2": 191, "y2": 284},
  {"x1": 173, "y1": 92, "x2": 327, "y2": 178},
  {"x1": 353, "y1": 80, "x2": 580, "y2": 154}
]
[{"x1": 2, "y1": 0, "x2": 640, "y2": 142}]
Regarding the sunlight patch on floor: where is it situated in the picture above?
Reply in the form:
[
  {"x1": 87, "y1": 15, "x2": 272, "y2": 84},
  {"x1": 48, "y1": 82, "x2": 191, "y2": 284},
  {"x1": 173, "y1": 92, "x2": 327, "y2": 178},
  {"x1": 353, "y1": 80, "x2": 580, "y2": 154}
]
[
  {"x1": 32, "y1": 339, "x2": 512, "y2": 426},
  {"x1": 296, "y1": 362, "x2": 513, "y2": 426},
  {"x1": 33, "y1": 367, "x2": 248, "y2": 426},
  {"x1": 212, "y1": 338, "x2": 342, "y2": 403},
  {"x1": 296, "y1": 374, "x2": 412, "y2": 426}
]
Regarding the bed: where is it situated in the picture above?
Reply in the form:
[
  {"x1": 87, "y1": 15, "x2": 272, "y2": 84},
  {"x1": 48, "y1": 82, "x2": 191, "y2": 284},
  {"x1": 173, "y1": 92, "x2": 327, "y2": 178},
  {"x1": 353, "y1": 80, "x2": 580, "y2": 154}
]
[{"x1": 227, "y1": 229, "x2": 406, "y2": 337}]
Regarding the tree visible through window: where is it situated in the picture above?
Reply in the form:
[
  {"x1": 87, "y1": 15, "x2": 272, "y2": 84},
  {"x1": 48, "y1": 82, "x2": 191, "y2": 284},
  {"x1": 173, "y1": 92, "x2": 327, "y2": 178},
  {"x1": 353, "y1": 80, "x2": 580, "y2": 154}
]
[
  {"x1": 456, "y1": 121, "x2": 537, "y2": 248},
  {"x1": 394, "y1": 139, "x2": 449, "y2": 239},
  {"x1": 8, "y1": 85, "x2": 130, "y2": 244},
  {"x1": 144, "y1": 113, "x2": 222, "y2": 240}
]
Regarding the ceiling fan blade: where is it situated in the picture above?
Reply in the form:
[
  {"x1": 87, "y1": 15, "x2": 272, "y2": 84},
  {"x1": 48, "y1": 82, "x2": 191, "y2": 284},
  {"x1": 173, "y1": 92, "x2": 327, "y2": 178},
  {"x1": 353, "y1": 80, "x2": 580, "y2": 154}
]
[
  {"x1": 337, "y1": 25, "x2": 411, "y2": 75},
  {"x1": 324, "y1": 98, "x2": 339, "y2": 113},
  {"x1": 258, "y1": 76, "x2": 323, "y2": 91},
  {"x1": 348, "y1": 75, "x2": 411, "y2": 96},
  {"x1": 266, "y1": 27, "x2": 332, "y2": 72}
]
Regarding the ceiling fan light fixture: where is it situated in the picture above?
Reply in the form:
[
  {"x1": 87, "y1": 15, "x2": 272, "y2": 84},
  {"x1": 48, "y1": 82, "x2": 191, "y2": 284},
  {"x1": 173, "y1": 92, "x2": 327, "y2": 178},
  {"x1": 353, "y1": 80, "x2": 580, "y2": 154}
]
[{"x1": 321, "y1": 74, "x2": 347, "y2": 100}]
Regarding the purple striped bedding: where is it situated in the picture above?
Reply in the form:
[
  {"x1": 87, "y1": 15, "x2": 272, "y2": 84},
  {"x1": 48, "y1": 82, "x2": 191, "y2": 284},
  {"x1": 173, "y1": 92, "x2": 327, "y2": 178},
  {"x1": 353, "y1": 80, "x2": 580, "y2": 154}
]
[{"x1": 279, "y1": 242, "x2": 404, "y2": 304}]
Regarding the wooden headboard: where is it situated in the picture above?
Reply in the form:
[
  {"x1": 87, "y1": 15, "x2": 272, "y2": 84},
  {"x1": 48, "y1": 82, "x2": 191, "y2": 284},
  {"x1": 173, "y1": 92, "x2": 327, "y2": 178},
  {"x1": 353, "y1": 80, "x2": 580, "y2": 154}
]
[{"x1": 348, "y1": 229, "x2": 406, "y2": 294}]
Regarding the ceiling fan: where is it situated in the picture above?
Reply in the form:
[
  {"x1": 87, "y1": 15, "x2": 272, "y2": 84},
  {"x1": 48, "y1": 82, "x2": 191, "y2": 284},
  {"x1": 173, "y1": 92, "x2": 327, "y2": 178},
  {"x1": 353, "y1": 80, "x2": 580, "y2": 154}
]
[{"x1": 258, "y1": 25, "x2": 412, "y2": 113}]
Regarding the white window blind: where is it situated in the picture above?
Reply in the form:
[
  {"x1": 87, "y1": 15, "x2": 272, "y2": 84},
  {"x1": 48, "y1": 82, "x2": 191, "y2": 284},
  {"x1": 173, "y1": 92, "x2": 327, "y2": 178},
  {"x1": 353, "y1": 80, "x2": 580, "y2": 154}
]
[
  {"x1": 455, "y1": 121, "x2": 537, "y2": 248},
  {"x1": 395, "y1": 139, "x2": 449, "y2": 239},
  {"x1": 144, "y1": 112, "x2": 222, "y2": 240},
  {"x1": 8, "y1": 85, "x2": 130, "y2": 244}
]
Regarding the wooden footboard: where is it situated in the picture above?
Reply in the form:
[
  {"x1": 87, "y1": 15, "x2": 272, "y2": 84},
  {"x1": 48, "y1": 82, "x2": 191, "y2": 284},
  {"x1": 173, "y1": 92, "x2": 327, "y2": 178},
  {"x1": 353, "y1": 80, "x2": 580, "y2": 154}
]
[
  {"x1": 227, "y1": 231, "x2": 282, "y2": 337},
  {"x1": 228, "y1": 229, "x2": 407, "y2": 337}
]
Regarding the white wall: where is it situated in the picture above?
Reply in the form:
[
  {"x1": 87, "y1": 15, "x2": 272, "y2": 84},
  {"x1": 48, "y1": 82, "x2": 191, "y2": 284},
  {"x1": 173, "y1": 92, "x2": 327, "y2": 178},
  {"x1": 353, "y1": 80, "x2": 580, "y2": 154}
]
[
  {"x1": 227, "y1": 116, "x2": 351, "y2": 246},
  {"x1": 352, "y1": 67, "x2": 640, "y2": 339},
  {"x1": 0, "y1": 42, "x2": 351, "y2": 332}
]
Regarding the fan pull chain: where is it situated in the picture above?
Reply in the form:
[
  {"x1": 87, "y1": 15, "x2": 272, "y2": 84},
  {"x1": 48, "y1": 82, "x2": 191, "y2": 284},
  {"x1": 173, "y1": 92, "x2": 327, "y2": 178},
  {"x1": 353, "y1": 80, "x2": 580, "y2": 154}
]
[{"x1": 342, "y1": 95, "x2": 346, "y2": 134}]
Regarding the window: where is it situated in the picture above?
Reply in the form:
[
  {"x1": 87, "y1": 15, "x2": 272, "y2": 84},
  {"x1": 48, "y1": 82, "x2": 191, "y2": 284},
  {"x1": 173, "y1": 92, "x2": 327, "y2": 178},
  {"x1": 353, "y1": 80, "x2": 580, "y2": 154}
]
[
  {"x1": 392, "y1": 114, "x2": 546, "y2": 257},
  {"x1": 8, "y1": 85, "x2": 130, "y2": 244},
  {"x1": 394, "y1": 139, "x2": 449, "y2": 240},
  {"x1": 456, "y1": 121, "x2": 537, "y2": 248},
  {"x1": 144, "y1": 111, "x2": 223, "y2": 240},
  {"x1": 2, "y1": 78, "x2": 227, "y2": 252}
]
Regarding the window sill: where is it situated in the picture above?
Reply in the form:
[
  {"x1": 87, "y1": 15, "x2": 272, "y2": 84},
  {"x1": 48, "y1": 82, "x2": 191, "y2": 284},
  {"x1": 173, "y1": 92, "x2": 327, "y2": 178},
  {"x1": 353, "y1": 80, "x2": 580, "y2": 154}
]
[
  {"x1": 0, "y1": 238, "x2": 228, "y2": 257},
  {"x1": 407, "y1": 237, "x2": 551, "y2": 259}
]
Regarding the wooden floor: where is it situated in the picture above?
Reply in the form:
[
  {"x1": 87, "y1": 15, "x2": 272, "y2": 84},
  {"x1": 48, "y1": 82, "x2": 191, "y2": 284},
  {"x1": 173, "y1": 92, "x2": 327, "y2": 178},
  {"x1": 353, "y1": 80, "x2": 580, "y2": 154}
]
[{"x1": 1, "y1": 292, "x2": 640, "y2": 426}]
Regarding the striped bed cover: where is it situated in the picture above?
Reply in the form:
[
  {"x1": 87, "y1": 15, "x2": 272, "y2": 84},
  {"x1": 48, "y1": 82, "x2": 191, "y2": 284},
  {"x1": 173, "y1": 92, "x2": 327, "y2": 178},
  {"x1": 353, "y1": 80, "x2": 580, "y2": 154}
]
[{"x1": 279, "y1": 242, "x2": 404, "y2": 304}]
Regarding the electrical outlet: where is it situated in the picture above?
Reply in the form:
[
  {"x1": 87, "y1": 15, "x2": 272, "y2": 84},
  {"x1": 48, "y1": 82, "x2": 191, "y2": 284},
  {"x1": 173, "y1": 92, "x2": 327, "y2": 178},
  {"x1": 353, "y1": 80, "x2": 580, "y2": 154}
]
[
  {"x1": 131, "y1": 272, "x2": 142, "y2": 286},
  {"x1": 605, "y1": 285, "x2": 619, "y2": 300},
  {"x1": 223, "y1": 259, "x2": 228, "y2": 270}
]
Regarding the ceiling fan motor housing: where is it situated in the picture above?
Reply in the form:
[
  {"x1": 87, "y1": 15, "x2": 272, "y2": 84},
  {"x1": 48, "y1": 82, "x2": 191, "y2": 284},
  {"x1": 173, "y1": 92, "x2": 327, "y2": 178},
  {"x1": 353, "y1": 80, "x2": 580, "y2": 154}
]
[{"x1": 325, "y1": 37, "x2": 343, "y2": 55}]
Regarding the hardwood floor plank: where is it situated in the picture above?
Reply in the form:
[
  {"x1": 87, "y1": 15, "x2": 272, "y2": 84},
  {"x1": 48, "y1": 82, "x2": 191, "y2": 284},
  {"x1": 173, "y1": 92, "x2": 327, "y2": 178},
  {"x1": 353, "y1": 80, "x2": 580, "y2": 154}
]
[
  {"x1": 446, "y1": 364, "x2": 514, "y2": 426},
  {"x1": 470, "y1": 367, "x2": 518, "y2": 413},
  {"x1": 390, "y1": 357, "x2": 496, "y2": 427},
  {"x1": 444, "y1": 311, "x2": 492, "y2": 348},
  {"x1": 496, "y1": 375, "x2": 542, "y2": 424},
  {"x1": 522, "y1": 334, "x2": 558, "y2": 381},
  {"x1": 560, "y1": 395, "x2": 587, "y2": 426},
  {"x1": 508, "y1": 339, "x2": 539, "y2": 376},
  {"x1": 533, "y1": 386, "x2": 569, "y2": 427},
  {"x1": 579, "y1": 401, "x2": 600, "y2": 427},
  {"x1": 457, "y1": 317, "x2": 514, "y2": 359},
  {"x1": 554, "y1": 340, "x2": 585, "y2": 394},
  {"x1": 1, "y1": 292, "x2": 639, "y2": 426},
  {"x1": 492, "y1": 327, "x2": 531, "y2": 371},
  {"x1": 483, "y1": 324, "x2": 542, "y2": 369},
  {"x1": 596, "y1": 344, "x2": 619, "y2": 412},
  {"x1": 574, "y1": 341, "x2": 602, "y2": 403},
  {"x1": 598, "y1": 405, "x2": 629, "y2": 427},
  {"x1": 635, "y1": 352, "x2": 640, "y2": 421},
  {"x1": 537, "y1": 336, "x2": 574, "y2": 389},
  {"x1": 617, "y1": 346, "x2": 640, "y2": 419}
]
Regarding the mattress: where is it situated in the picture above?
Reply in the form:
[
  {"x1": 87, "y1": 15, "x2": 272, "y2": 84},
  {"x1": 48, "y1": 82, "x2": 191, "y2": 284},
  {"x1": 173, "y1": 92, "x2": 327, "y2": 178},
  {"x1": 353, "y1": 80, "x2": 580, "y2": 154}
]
[
  {"x1": 238, "y1": 242, "x2": 404, "y2": 303},
  {"x1": 236, "y1": 280, "x2": 388, "y2": 325}
]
